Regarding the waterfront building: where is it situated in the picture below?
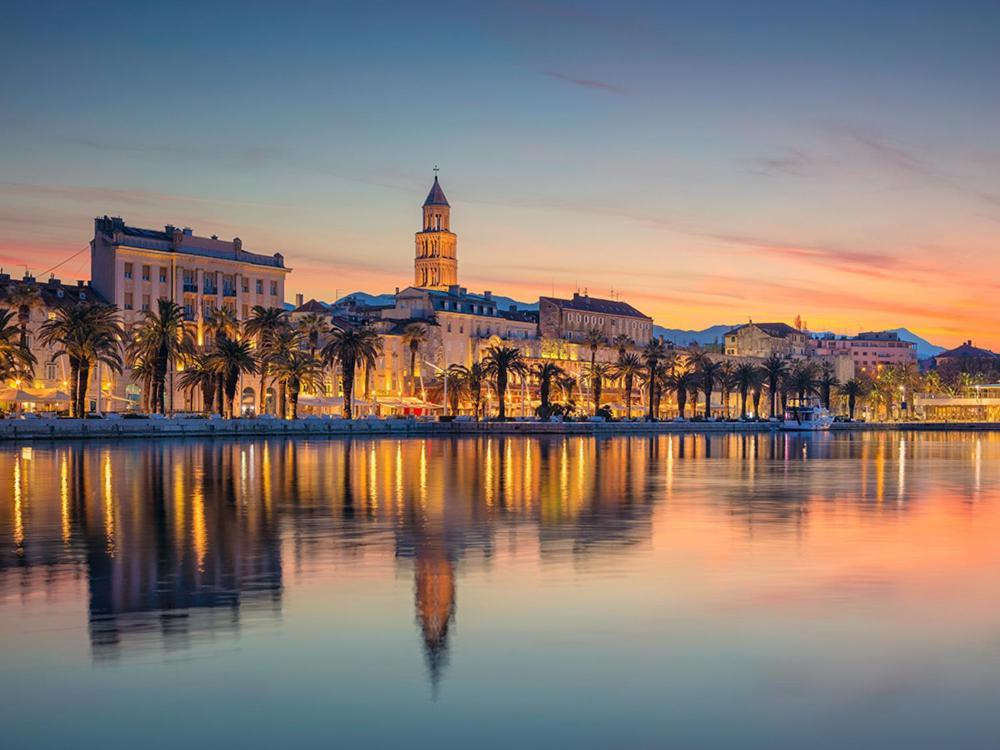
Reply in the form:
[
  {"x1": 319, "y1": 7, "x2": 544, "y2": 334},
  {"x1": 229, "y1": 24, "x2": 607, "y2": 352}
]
[
  {"x1": 538, "y1": 292, "x2": 653, "y2": 346},
  {"x1": 91, "y1": 215, "x2": 290, "y2": 336},
  {"x1": 934, "y1": 340, "x2": 1000, "y2": 374},
  {"x1": 811, "y1": 331, "x2": 917, "y2": 374},
  {"x1": 724, "y1": 322, "x2": 810, "y2": 359},
  {"x1": 0, "y1": 273, "x2": 100, "y2": 412}
]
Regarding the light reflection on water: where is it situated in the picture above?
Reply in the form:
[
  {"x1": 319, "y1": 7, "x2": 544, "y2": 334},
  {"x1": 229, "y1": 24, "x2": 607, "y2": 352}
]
[{"x1": 1, "y1": 432, "x2": 1000, "y2": 748}]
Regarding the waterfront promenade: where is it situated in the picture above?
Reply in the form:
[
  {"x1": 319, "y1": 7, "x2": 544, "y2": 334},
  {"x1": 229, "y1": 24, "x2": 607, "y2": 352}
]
[{"x1": 0, "y1": 416, "x2": 997, "y2": 441}]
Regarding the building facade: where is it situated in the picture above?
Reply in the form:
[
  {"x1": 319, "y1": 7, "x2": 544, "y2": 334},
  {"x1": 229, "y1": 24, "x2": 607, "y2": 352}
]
[
  {"x1": 811, "y1": 331, "x2": 917, "y2": 374},
  {"x1": 414, "y1": 176, "x2": 458, "y2": 290},
  {"x1": 91, "y1": 216, "x2": 290, "y2": 339},
  {"x1": 538, "y1": 293, "x2": 653, "y2": 346},
  {"x1": 724, "y1": 322, "x2": 810, "y2": 359}
]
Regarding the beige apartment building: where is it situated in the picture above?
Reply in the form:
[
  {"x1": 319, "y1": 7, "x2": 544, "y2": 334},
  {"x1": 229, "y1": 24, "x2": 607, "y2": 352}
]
[
  {"x1": 811, "y1": 331, "x2": 917, "y2": 374},
  {"x1": 538, "y1": 293, "x2": 653, "y2": 346},
  {"x1": 91, "y1": 216, "x2": 290, "y2": 340},
  {"x1": 724, "y1": 322, "x2": 811, "y2": 359}
]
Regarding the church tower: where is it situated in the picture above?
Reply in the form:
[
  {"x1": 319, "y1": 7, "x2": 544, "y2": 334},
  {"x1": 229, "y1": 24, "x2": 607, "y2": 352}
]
[{"x1": 414, "y1": 174, "x2": 458, "y2": 289}]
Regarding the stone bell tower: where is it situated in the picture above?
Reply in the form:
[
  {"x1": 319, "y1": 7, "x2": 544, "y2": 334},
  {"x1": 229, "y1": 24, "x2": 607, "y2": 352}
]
[{"x1": 414, "y1": 172, "x2": 458, "y2": 289}]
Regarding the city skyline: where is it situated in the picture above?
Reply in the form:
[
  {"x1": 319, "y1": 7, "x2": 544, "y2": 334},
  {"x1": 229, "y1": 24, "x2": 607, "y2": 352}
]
[{"x1": 3, "y1": 2, "x2": 1000, "y2": 347}]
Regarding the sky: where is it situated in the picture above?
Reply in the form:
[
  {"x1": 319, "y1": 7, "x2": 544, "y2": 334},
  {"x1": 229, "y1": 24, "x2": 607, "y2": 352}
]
[{"x1": 1, "y1": 0, "x2": 999, "y2": 347}]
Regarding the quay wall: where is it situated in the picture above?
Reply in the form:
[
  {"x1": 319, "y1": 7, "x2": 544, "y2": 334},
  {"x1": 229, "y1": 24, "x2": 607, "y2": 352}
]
[{"x1": 0, "y1": 417, "x2": 998, "y2": 442}]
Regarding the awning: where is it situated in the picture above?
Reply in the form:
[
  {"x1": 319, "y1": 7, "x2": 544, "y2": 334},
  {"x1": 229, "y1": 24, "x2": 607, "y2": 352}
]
[{"x1": 0, "y1": 386, "x2": 71, "y2": 403}]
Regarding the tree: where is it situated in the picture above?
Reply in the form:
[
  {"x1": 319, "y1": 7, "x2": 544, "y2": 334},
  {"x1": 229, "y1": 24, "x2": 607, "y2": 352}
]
[
  {"x1": 641, "y1": 339, "x2": 668, "y2": 421},
  {"x1": 449, "y1": 362, "x2": 487, "y2": 420},
  {"x1": 611, "y1": 334, "x2": 633, "y2": 359},
  {"x1": 614, "y1": 352, "x2": 644, "y2": 420},
  {"x1": 177, "y1": 353, "x2": 217, "y2": 414},
  {"x1": 718, "y1": 360, "x2": 735, "y2": 418},
  {"x1": 264, "y1": 326, "x2": 302, "y2": 418},
  {"x1": 203, "y1": 306, "x2": 240, "y2": 414},
  {"x1": 817, "y1": 362, "x2": 839, "y2": 410},
  {"x1": 666, "y1": 368, "x2": 698, "y2": 420},
  {"x1": 761, "y1": 353, "x2": 789, "y2": 419},
  {"x1": 533, "y1": 361, "x2": 565, "y2": 420},
  {"x1": 297, "y1": 313, "x2": 328, "y2": 360},
  {"x1": 482, "y1": 345, "x2": 527, "y2": 421},
  {"x1": 583, "y1": 328, "x2": 605, "y2": 409},
  {"x1": 732, "y1": 361, "x2": 762, "y2": 419},
  {"x1": 558, "y1": 374, "x2": 578, "y2": 417},
  {"x1": 588, "y1": 362, "x2": 613, "y2": 417},
  {"x1": 838, "y1": 378, "x2": 868, "y2": 420},
  {"x1": 6, "y1": 282, "x2": 40, "y2": 357},
  {"x1": 322, "y1": 326, "x2": 382, "y2": 419},
  {"x1": 207, "y1": 338, "x2": 258, "y2": 419},
  {"x1": 402, "y1": 322, "x2": 429, "y2": 397},
  {"x1": 244, "y1": 305, "x2": 289, "y2": 415},
  {"x1": 691, "y1": 352, "x2": 724, "y2": 419},
  {"x1": 271, "y1": 350, "x2": 325, "y2": 419},
  {"x1": 125, "y1": 299, "x2": 194, "y2": 414},
  {"x1": 788, "y1": 361, "x2": 820, "y2": 405},
  {"x1": 40, "y1": 302, "x2": 122, "y2": 417},
  {"x1": 0, "y1": 308, "x2": 35, "y2": 384}
]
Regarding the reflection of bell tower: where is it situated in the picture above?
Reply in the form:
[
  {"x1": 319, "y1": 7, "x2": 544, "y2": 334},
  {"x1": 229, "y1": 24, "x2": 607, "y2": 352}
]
[
  {"x1": 414, "y1": 172, "x2": 457, "y2": 289},
  {"x1": 414, "y1": 549, "x2": 456, "y2": 693}
]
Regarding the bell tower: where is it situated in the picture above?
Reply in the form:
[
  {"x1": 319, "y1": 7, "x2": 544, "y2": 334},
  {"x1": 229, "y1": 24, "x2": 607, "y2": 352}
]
[{"x1": 414, "y1": 171, "x2": 458, "y2": 289}]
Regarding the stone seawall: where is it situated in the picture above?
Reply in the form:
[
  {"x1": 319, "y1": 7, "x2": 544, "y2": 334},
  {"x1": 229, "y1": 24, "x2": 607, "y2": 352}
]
[{"x1": 0, "y1": 417, "x2": 997, "y2": 442}]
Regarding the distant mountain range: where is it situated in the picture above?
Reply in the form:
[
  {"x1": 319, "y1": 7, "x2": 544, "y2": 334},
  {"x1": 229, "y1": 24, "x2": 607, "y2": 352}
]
[
  {"x1": 320, "y1": 293, "x2": 945, "y2": 359},
  {"x1": 654, "y1": 324, "x2": 945, "y2": 360}
]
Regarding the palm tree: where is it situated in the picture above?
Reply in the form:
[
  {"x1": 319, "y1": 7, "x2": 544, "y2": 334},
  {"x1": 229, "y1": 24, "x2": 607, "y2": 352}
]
[
  {"x1": 838, "y1": 378, "x2": 868, "y2": 420},
  {"x1": 438, "y1": 367, "x2": 467, "y2": 416},
  {"x1": 533, "y1": 361, "x2": 565, "y2": 420},
  {"x1": 732, "y1": 361, "x2": 761, "y2": 419},
  {"x1": 583, "y1": 328, "x2": 604, "y2": 409},
  {"x1": 297, "y1": 313, "x2": 328, "y2": 360},
  {"x1": 641, "y1": 339, "x2": 668, "y2": 421},
  {"x1": 207, "y1": 338, "x2": 258, "y2": 418},
  {"x1": 614, "y1": 352, "x2": 644, "y2": 420},
  {"x1": 449, "y1": 362, "x2": 487, "y2": 420},
  {"x1": 761, "y1": 353, "x2": 789, "y2": 419},
  {"x1": 788, "y1": 361, "x2": 820, "y2": 405},
  {"x1": 690, "y1": 352, "x2": 723, "y2": 419},
  {"x1": 6, "y1": 282, "x2": 40, "y2": 356},
  {"x1": 611, "y1": 334, "x2": 633, "y2": 359},
  {"x1": 665, "y1": 368, "x2": 699, "y2": 420},
  {"x1": 0, "y1": 308, "x2": 35, "y2": 384},
  {"x1": 817, "y1": 362, "x2": 839, "y2": 410},
  {"x1": 322, "y1": 326, "x2": 382, "y2": 419},
  {"x1": 482, "y1": 345, "x2": 527, "y2": 421},
  {"x1": 244, "y1": 305, "x2": 288, "y2": 415},
  {"x1": 558, "y1": 374, "x2": 578, "y2": 417},
  {"x1": 271, "y1": 350, "x2": 325, "y2": 419},
  {"x1": 717, "y1": 360, "x2": 735, "y2": 418},
  {"x1": 203, "y1": 306, "x2": 240, "y2": 412},
  {"x1": 264, "y1": 326, "x2": 302, "y2": 418},
  {"x1": 402, "y1": 322, "x2": 429, "y2": 397},
  {"x1": 177, "y1": 352, "x2": 217, "y2": 414},
  {"x1": 588, "y1": 362, "x2": 614, "y2": 416},
  {"x1": 40, "y1": 302, "x2": 122, "y2": 418},
  {"x1": 125, "y1": 299, "x2": 194, "y2": 414}
]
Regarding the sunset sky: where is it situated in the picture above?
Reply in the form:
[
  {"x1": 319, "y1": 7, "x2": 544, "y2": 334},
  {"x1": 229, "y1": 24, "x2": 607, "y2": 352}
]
[{"x1": 2, "y1": 1, "x2": 1000, "y2": 347}]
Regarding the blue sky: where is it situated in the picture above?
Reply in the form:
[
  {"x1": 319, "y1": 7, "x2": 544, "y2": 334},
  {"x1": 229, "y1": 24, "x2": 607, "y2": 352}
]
[{"x1": 2, "y1": 1, "x2": 999, "y2": 344}]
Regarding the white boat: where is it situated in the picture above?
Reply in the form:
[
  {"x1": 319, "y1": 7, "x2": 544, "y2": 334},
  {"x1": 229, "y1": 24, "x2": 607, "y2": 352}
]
[{"x1": 781, "y1": 404, "x2": 834, "y2": 431}]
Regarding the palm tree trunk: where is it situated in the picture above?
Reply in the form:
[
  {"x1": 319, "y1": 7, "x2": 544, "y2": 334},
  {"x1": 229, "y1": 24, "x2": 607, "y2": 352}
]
[
  {"x1": 259, "y1": 366, "x2": 268, "y2": 416},
  {"x1": 343, "y1": 363, "x2": 354, "y2": 419},
  {"x1": 625, "y1": 377, "x2": 633, "y2": 420},
  {"x1": 68, "y1": 358, "x2": 80, "y2": 418},
  {"x1": 740, "y1": 387, "x2": 748, "y2": 419},
  {"x1": 77, "y1": 359, "x2": 91, "y2": 417},
  {"x1": 704, "y1": 385, "x2": 712, "y2": 420},
  {"x1": 646, "y1": 366, "x2": 656, "y2": 421},
  {"x1": 289, "y1": 380, "x2": 300, "y2": 419},
  {"x1": 497, "y1": 372, "x2": 507, "y2": 420},
  {"x1": 216, "y1": 374, "x2": 224, "y2": 417},
  {"x1": 849, "y1": 394, "x2": 856, "y2": 420}
]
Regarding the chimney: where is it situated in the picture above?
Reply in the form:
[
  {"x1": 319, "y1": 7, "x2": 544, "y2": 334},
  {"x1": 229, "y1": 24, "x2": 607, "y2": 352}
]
[
  {"x1": 182, "y1": 227, "x2": 193, "y2": 236},
  {"x1": 77, "y1": 280, "x2": 84, "y2": 287},
  {"x1": 295, "y1": 293, "x2": 304, "y2": 307},
  {"x1": 484, "y1": 290, "x2": 492, "y2": 300}
]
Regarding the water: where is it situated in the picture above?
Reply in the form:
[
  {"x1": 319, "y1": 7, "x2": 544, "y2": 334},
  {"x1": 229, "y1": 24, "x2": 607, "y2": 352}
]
[{"x1": 1, "y1": 432, "x2": 1000, "y2": 749}]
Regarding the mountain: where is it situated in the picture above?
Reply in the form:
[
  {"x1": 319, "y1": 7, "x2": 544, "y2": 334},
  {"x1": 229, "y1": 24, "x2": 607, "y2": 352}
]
[
  {"x1": 888, "y1": 328, "x2": 945, "y2": 359},
  {"x1": 654, "y1": 324, "x2": 735, "y2": 347}
]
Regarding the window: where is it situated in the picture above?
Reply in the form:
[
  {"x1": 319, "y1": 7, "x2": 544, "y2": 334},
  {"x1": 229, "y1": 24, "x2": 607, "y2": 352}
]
[
  {"x1": 142, "y1": 265, "x2": 150, "y2": 281},
  {"x1": 123, "y1": 263, "x2": 133, "y2": 280},
  {"x1": 242, "y1": 277, "x2": 249, "y2": 293},
  {"x1": 44, "y1": 362, "x2": 58, "y2": 380},
  {"x1": 142, "y1": 294, "x2": 150, "y2": 311},
  {"x1": 124, "y1": 292, "x2": 133, "y2": 310},
  {"x1": 270, "y1": 280, "x2": 278, "y2": 296},
  {"x1": 256, "y1": 279, "x2": 263, "y2": 294},
  {"x1": 159, "y1": 267, "x2": 168, "y2": 283}
]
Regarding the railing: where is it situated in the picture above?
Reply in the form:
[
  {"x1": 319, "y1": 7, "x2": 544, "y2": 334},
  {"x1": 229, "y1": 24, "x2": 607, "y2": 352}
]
[
  {"x1": 222, "y1": 287, "x2": 237, "y2": 297},
  {"x1": 203, "y1": 285, "x2": 218, "y2": 295}
]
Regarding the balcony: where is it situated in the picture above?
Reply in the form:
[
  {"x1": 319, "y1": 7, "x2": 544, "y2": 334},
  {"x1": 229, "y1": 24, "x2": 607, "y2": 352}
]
[
  {"x1": 203, "y1": 285, "x2": 218, "y2": 296},
  {"x1": 223, "y1": 287, "x2": 237, "y2": 297},
  {"x1": 183, "y1": 311, "x2": 196, "y2": 322},
  {"x1": 183, "y1": 282, "x2": 197, "y2": 293}
]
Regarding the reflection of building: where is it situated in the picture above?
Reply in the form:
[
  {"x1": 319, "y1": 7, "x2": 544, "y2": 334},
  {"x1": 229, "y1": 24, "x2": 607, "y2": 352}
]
[
  {"x1": 724, "y1": 322, "x2": 810, "y2": 358},
  {"x1": 539, "y1": 292, "x2": 653, "y2": 345}
]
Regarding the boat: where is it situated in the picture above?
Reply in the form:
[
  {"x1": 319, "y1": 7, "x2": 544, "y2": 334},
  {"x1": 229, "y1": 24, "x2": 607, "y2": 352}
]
[{"x1": 781, "y1": 403, "x2": 834, "y2": 431}]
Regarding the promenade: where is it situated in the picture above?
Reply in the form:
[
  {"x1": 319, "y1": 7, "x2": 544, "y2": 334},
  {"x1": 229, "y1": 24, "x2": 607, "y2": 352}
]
[{"x1": 0, "y1": 416, "x2": 997, "y2": 442}]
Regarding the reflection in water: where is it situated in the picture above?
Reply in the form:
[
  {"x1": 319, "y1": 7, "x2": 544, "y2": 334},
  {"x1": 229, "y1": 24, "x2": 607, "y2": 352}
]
[{"x1": 1, "y1": 431, "x2": 1000, "y2": 690}]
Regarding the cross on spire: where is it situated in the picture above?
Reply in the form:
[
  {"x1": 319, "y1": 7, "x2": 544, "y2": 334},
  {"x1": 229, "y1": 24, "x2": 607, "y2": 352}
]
[{"x1": 433, "y1": 165, "x2": 439, "y2": 176}]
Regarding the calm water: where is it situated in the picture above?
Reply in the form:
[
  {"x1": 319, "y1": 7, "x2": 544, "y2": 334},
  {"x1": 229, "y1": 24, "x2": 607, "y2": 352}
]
[{"x1": 2, "y1": 432, "x2": 1000, "y2": 748}]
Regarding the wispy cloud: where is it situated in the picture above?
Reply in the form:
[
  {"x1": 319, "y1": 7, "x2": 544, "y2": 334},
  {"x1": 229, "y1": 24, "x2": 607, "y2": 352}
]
[
  {"x1": 542, "y1": 70, "x2": 628, "y2": 95},
  {"x1": 744, "y1": 149, "x2": 816, "y2": 177}
]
